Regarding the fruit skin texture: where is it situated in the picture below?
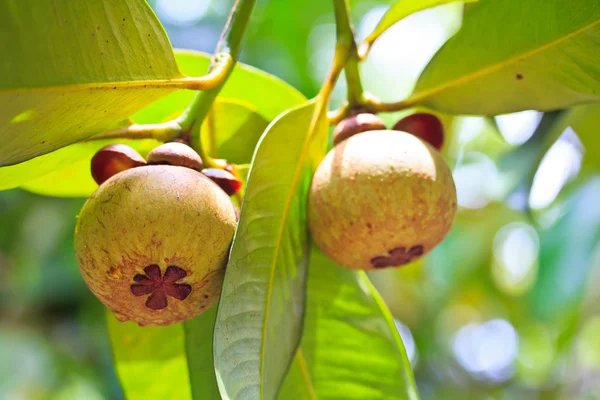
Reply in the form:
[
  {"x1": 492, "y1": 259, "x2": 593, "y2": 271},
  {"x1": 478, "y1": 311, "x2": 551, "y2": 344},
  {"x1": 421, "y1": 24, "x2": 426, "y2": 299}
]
[
  {"x1": 332, "y1": 113, "x2": 386, "y2": 145},
  {"x1": 90, "y1": 144, "x2": 146, "y2": 185},
  {"x1": 74, "y1": 165, "x2": 237, "y2": 326},
  {"x1": 392, "y1": 113, "x2": 444, "y2": 150},
  {"x1": 308, "y1": 130, "x2": 457, "y2": 271}
]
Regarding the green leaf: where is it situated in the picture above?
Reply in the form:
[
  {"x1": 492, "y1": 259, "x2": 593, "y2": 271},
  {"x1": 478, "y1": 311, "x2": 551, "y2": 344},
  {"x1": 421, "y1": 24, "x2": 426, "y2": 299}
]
[
  {"x1": 202, "y1": 99, "x2": 270, "y2": 164},
  {"x1": 412, "y1": 0, "x2": 600, "y2": 115},
  {"x1": 279, "y1": 245, "x2": 420, "y2": 400},
  {"x1": 0, "y1": 0, "x2": 183, "y2": 166},
  {"x1": 214, "y1": 100, "x2": 328, "y2": 400},
  {"x1": 16, "y1": 97, "x2": 267, "y2": 198},
  {"x1": 184, "y1": 307, "x2": 220, "y2": 400},
  {"x1": 19, "y1": 139, "x2": 161, "y2": 197},
  {"x1": 363, "y1": 0, "x2": 477, "y2": 48},
  {"x1": 106, "y1": 311, "x2": 192, "y2": 400},
  {"x1": 4, "y1": 51, "x2": 305, "y2": 196},
  {"x1": 135, "y1": 50, "x2": 307, "y2": 124}
]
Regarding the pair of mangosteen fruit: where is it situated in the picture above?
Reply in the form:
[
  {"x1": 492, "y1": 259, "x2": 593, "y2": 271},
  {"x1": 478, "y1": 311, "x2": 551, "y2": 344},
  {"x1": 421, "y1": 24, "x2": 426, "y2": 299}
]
[{"x1": 74, "y1": 112, "x2": 457, "y2": 326}]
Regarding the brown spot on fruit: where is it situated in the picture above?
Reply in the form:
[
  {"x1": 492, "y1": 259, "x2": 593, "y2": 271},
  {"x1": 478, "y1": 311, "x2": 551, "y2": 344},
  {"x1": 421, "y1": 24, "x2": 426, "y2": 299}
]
[
  {"x1": 90, "y1": 144, "x2": 146, "y2": 185},
  {"x1": 516, "y1": 73, "x2": 523, "y2": 80},
  {"x1": 130, "y1": 265, "x2": 192, "y2": 310},
  {"x1": 370, "y1": 245, "x2": 424, "y2": 268},
  {"x1": 109, "y1": 267, "x2": 122, "y2": 279}
]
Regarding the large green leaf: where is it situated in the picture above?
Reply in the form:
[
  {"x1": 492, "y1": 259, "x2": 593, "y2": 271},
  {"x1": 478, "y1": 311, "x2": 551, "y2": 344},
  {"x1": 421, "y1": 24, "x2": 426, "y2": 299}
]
[
  {"x1": 184, "y1": 307, "x2": 220, "y2": 400},
  {"x1": 362, "y1": 0, "x2": 477, "y2": 50},
  {"x1": 214, "y1": 100, "x2": 328, "y2": 400},
  {"x1": 20, "y1": 138, "x2": 161, "y2": 197},
  {"x1": 18, "y1": 99, "x2": 268, "y2": 198},
  {"x1": 279, "y1": 246, "x2": 420, "y2": 400},
  {"x1": 2, "y1": 51, "x2": 305, "y2": 196},
  {"x1": 412, "y1": 0, "x2": 600, "y2": 115},
  {"x1": 0, "y1": 0, "x2": 183, "y2": 166},
  {"x1": 106, "y1": 311, "x2": 192, "y2": 400}
]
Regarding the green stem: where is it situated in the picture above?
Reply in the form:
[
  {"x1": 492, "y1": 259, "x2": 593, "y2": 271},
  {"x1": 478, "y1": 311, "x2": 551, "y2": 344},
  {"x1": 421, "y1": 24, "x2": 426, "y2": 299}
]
[
  {"x1": 333, "y1": 0, "x2": 364, "y2": 107},
  {"x1": 178, "y1": 0, "x2": 256, "y2": 136}
]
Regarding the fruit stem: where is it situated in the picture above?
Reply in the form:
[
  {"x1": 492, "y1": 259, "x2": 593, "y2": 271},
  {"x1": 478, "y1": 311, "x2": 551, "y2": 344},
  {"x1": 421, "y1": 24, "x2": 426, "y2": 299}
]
[
  {"x1": 181, "y1": 53, "x2": 234, "y2": 91},
  {"x1": 306, "y1": 1, "x2": 357, "y2": 140},
  {"x1": 365, "y1": 95, "x2": 420, "y2": 113},
  {"x1": 333, "y1": 0, "x2": 365, "y2": 108}
]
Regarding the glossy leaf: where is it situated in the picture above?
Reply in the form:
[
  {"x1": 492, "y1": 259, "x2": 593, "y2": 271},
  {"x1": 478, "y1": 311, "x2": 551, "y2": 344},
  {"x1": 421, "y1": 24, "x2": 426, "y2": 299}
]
[
  {"x1": 184, "y1": 307, "x2": 220, "y2": 400},
  {"x1": 0, "y1": 0, "x2": 183, "y2": 166},
  {"x1": 106, "y1": 311, "x2": 192, "y2": 400},
  {"x1": 412, "y1": 0, "x2": 600, "y2": 115},
  {"x1": 279, "y1": 245, "x2": 420, "y2": 400},
  {"x1": 214, "y1": 100, "x2": 328, "y2": 400},
  {"x1": 363, "y1": 0, "x2": 477, "y2": 49},
  {"x1": 202, "y1": 99, "x2": 270, "y2": 164},
  {"x1": 4, "y1": 51, "x2": 305, "y2": 196}
]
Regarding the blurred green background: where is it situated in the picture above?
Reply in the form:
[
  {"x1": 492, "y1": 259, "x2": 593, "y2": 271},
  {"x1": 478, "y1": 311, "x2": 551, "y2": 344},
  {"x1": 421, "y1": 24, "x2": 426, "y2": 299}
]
[{"x1": 1, "y1": 1, "x2": 599, "y2": 399}]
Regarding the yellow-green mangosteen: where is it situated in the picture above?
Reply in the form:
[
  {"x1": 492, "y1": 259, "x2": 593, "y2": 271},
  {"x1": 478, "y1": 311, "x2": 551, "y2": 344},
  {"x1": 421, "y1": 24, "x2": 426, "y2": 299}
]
[
  {"x1": 308, "y1": 129, "x2": 457, "y2": 271},
  {"x1": 75, "y1": 154, "x2": 237, "y2": 326}
]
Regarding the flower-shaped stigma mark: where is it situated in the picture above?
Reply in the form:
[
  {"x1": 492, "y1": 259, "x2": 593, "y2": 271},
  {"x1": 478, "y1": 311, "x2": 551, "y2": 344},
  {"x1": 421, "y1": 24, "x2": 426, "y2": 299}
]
[
  {"x1": 130, "y1": 264, "x2": 192, "y2": 310},
  {"x1": 370, "y1": 245, "x2": 424, "y2": 269}
]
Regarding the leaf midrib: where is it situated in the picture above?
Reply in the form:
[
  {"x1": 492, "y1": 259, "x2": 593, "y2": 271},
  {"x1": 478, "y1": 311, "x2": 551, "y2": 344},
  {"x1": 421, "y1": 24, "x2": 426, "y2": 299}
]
[
  {"x1": 0, "y1": 77, "x2": 205, "y2": 94},
  {"x1": 296, "y1": 348, "x2": 317, "y2": 400},
  {"x1": 259, "y1": 99, "x2": 321, "y2": 400},
  {"x1": 410, "y1": 17, "x2": 600, "y2": 105}
]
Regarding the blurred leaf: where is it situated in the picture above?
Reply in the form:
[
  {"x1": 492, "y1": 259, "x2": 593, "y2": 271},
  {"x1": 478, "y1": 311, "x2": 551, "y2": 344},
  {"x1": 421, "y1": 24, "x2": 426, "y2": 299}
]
[
  {"x1": 0, "y1": 0, "x2": 182, "y2": 166},
  {"x1": 235, "y1": 164, "x2": 251, "y2": 186},
  {"x1": 564, "y1": 103, "x2": 600, "y2": 175},
  {"x1": 202, "y1": 99, "x2": 270, "y2": 164},
  {"x1": 106, "y1": 311, "x2": 192, "y2": 400},
  {"x1": 214, "y1": 100, "x2": 328, "y2": 400},
  {"x1": 497, "y1": 111, "x2": 565, "y2": 201},
  {"x1": 413, "y1": 0, "x2": 600, "y2": 115},
  {"x1": 19, "y1": 139, "x2": 160, "y2": 197},
  {"x1": 4, "y1": 50, "x2": 305, "y2": 196},
  {"x1": 427, "y1": 203, "x2": 526, "y2": 300},
  {"x1": 279, "y1": 245, "x2": 419, "y2": 400},
  {"x1": 528, "y1": 177, "x2": 600, "y2": 322},
  {"x1": 184, "y1": 307, "x2": 220, "y2": 400},
  {"x1": 363, "y1": 0, "x2": 477, "y2": 49}
]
